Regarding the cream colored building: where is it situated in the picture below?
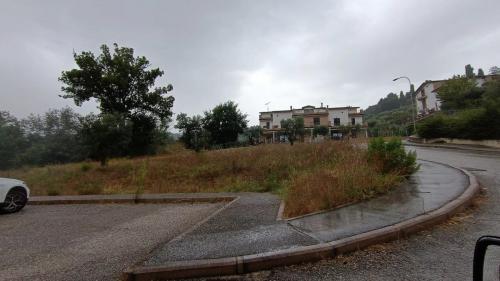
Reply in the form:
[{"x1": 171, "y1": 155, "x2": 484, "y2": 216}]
[{"x1": 259, "y1": 103, "x2": 365, "y2": 143}]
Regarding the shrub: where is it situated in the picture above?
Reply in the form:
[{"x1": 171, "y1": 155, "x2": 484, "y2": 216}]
[
  {"x1": 417, "y1": 109, "x2": 500, "y2": 140},
  {"x1": 367, "y1": 137, "x2": 418, "y2": 175},
  {"x1": 416, "y1": 114, "x2": 451, "y2": 139}
]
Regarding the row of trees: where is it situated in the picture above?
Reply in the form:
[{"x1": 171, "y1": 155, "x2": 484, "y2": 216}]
[
  {"x1": 1, "y1": 43, "x2": 176, "y2": 170},
  {"x1": 174, "y1": 101, "x2": 249, "y2": 151},
  {"x1": 364, "y1": 91, "x2": 414, "y2": 137},
  {"x1": 417, "y1": 68, "x2": 500, "y2": 140},
  {"x1": 465, "y1": 64, "x2": 500, "y2": 79},
  {"x1": 0, "y1": 108, "x2": 174, "y2": 170}
]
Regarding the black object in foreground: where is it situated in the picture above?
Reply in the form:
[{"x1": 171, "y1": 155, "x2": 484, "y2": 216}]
[{"x1": 473, "y1": 235, "x2": 500, "y2": 281}]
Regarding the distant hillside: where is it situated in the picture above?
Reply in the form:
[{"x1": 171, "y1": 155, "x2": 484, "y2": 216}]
[{"x1": 364, "y1": 91, "x2": 414, "y2": 136}]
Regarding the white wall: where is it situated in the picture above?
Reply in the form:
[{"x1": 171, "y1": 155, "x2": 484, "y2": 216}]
[
  {"x1": 416, "y1": 89, "x2": 425, "y2": 114},
  {"x1": 417, "y1": 82, "x2": 442, "y2": 115},
  {"x1": 271, "y1": 111, "x2": 292, "y2": 128},
  {"x1": 352, "y1": 116, "x2": 363, "y2": 125},
  {"x1": 260, "y1": 120, "x2": 269, "y2": 128},
  {"x1": 329, "y1": 109, "x2": 349, "y2": 126}
]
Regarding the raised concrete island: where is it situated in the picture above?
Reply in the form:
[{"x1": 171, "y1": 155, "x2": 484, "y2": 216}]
[{"x1": 120, "y1": 159, "x2": 475, "y2": 281}]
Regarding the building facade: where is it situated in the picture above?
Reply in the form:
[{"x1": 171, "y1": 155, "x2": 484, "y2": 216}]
[
  {"x1": 259, "y1": 104, "x2": 365, "y2": 143},
  {"x1": 415, "y1": 75, "x2": 499, "y2": 118}
]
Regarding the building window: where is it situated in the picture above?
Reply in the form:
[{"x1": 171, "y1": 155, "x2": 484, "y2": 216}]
[
  {"x1": 313, "y1": 117, "x2": 320, "y2": 126},
  {"x1": 266, "y1": 122, "x2": 270, "y2": 129},
  {"x1": 333, "y1": 118, "x2": 340, "y2": 126},
  {"x1": 351, "y1": 118, "x2": 355, "y2": 125}
]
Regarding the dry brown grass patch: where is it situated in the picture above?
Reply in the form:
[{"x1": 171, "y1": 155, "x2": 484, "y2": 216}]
[{"x1": 1, "y1": 140, "x2": 406, "y2": 217}]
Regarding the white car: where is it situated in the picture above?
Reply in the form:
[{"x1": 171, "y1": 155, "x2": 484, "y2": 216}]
[{"x1": 0, "y1": 178, "x2": 30, "y2": 214}]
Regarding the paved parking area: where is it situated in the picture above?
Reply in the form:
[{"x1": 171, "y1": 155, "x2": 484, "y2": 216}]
[{"x1": 0, "y1": 203, "x2": 223, "y2": 281}]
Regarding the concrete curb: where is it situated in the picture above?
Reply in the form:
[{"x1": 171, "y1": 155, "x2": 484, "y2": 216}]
[
  {"x1": 28, "y1": 194, "x2": 236, "y2": 205},
  {"x1": 122, "y1": 162, "x2": 480, "y2": 281},
  {"x1": 404, "y1": 141, "x2": 500, "y2": 154}
]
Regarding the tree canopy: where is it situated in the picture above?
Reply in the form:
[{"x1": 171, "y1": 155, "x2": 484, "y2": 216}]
[
  {"x1": 280, "y1": 117, "x2": 305, "y2": 145},
  {"x1": 436, "y1": 76, "x2": 481, "y2": 110},
  {"x1": 59, "y1": 43, "x2": 175, "y2": 159},
  {"x1": 176, "y1": 101, "x2": 249, "y2": 150},
  {"x1": 202, "y1": 101, "x2": 248, "y2": 145},
  {"x1": 489, "y1": 66, "x2": 500, "y2": 75},
  {"x1": 465, "y1": 64, "x2": 475, "y2": 78},
  {"x1": 175, "y1": 113, "x2": 205, "y2": 150},
  {"x1": 59, "y1": 43, "x2": 174, "y2": 123},
  {"x1": 0, "y1": 108, "x2": 87, "y2": 170}
]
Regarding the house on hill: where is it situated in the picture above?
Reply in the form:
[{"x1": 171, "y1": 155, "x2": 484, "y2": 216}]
[{"x1": 415, "y1": 75, "x2": 500, "y2": 118}]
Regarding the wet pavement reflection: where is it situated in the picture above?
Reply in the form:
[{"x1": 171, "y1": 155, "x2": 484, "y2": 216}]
[{"x1": 289, "y1": 160, "x2": 468, "y2": 242}]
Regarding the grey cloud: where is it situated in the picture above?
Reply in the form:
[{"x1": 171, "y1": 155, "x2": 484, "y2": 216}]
[{"x1": 1, "y1": 0, "x2": 499, "y2": 126}]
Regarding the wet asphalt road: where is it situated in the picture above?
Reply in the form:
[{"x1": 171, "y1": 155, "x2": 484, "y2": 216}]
[
  {"x1": 196, "y1": 146, "x2": 500, "y2": 281},
  {"x1": 0, "y1": 203, "x2": 223, "y2": 281}
]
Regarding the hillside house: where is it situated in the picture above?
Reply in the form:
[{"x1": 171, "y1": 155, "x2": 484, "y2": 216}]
[{"x1": 415, "y1": 75, "x2": 500, "y2": 118}]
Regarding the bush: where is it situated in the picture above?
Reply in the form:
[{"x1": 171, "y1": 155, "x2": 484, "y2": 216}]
[
  {"x1": 368, "y1": 137, "x2": 418, "y2": 175},
  {"x1": 417, "y1": 109, "x2": 500, "y2": 140}
]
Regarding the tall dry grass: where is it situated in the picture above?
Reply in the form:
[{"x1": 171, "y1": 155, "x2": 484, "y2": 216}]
[{"x1": 0, "y1": 140, "x2": 405, "y2": 217}]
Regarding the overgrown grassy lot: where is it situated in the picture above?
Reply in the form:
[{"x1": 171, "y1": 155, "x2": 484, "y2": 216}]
[{"x1": 0, "y1": 139, "x2": 416, "y2": 218}]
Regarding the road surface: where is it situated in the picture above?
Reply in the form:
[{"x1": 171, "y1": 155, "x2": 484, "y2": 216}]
[{"x1": 0, "y1": 203, "x2": 223, "y2": 281}]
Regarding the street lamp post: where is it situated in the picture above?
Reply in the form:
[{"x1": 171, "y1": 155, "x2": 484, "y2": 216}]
[{"x1": 393, "y1": 76, "x2": 416, "y2": 134}]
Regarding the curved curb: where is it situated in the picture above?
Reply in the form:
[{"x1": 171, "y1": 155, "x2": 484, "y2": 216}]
[
  {"x1": 404, "y1": 141, "x2": 500, "y2": 154},
  {"x1": 122, "y1": 162, "x2": 480, "y2": 281},
  {"x1": 28, "y1": 194, "x2": 236, "y2": 205}
]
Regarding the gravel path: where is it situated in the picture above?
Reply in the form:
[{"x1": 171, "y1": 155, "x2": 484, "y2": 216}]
[{"x1": 0, "y1": 203, "x2": 223, "y2": 281}]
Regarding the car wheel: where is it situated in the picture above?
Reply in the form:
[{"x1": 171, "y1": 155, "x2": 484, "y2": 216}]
[{"x1": 1, "y1": 189, "x2": 27, "y2": 214}]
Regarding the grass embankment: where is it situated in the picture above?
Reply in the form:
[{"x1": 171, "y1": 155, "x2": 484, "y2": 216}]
[{"x1": 0, "y1": 140, "x2": 414, "y2": 218}]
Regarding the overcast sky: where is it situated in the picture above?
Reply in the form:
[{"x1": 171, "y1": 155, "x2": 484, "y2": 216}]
[{"x1": 1, "y1": 0, "x2": 500, "y2": 126}]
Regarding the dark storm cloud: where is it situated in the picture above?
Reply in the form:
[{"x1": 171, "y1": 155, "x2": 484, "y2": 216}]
[{"x1": 1, "y1": 0, "x2": 500, "y2": 125}]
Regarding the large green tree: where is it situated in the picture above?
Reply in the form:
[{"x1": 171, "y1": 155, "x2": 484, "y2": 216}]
[
  {"x1": 59, "y1": 43, "x2": 174, "y2": 155},
  {"x1": 202, "y1": 101, "x2": 248, "y2": 145},
  {"x1": 59, "y1": 43, "x2": 174, "y2": 120}
]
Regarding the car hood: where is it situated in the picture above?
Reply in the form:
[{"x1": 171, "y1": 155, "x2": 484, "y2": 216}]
[{"x1": 0, "y1": 177, "x2": 26, "y2": 187}]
